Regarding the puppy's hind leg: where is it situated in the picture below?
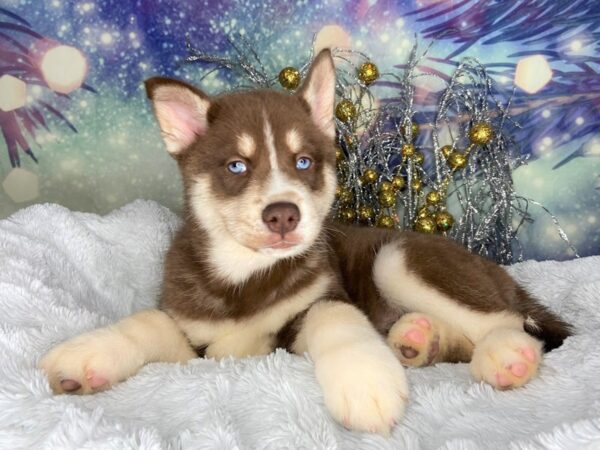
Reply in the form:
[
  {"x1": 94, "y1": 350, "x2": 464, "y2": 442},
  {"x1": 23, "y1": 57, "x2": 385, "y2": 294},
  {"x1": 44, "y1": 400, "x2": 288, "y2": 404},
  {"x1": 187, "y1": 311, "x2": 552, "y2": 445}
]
[{"x1": 39, "y1": 309, "x2": 196, "y2": 395}]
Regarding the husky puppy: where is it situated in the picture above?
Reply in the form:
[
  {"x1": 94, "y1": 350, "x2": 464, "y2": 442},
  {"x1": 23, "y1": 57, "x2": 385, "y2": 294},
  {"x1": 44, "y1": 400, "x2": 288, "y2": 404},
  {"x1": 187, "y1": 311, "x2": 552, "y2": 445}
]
[{"x1": 40, "y1": 50, "x2": 571, "y2": 435}]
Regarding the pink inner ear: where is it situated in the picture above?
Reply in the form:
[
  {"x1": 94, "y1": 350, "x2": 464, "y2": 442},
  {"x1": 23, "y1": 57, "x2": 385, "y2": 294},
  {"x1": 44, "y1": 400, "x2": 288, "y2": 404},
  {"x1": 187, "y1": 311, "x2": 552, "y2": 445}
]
[
  {"x1": 301, "y1": 57, "x2": 336, "y2": 138},
  {"x1": 314, "y1": 98, "x2": 332, "y2": 122},
  {"x1": 161, "y1": 100, "x2": 206, "y2": 146},
  {"x1": 308, "y1": 90, "x2": 335, "y2": 138}
]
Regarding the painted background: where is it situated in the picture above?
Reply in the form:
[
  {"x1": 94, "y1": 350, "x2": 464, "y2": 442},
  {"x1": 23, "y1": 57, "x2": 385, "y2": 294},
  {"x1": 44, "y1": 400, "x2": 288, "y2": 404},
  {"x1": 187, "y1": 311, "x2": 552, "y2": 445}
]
[{"x1": 0, "y1": 0, "x2": 599, "y2": 261}]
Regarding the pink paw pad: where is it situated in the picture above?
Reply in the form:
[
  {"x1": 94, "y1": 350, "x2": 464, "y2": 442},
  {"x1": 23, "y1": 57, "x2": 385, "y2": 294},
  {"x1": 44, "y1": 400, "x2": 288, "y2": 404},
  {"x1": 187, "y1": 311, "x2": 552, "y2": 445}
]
[
  {"x1": 85, "y1": 370, "x2": 108, "y2": 389},
  {"x1": 404, "y1": 329, "x2": 425, "y2": 344},
  {"x1": 509, "y1": 362, "x2": 528, "y2": 377},
  {"x1": 520, "y1": 347, "x2": 537, "y2": 363},
  {"x1": 414, "y1": 317, "x2": 431, "y2": 329},
  {"x1": 60, "y1": 379, "x2": 81, "y2": 392}
]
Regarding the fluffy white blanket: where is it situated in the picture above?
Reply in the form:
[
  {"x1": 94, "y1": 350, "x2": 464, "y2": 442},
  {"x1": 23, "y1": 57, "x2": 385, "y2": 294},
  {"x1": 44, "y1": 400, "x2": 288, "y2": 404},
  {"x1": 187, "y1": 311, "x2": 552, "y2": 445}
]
[{"x1": 1, "y1": 201, "x2": 599, "y2": 449}]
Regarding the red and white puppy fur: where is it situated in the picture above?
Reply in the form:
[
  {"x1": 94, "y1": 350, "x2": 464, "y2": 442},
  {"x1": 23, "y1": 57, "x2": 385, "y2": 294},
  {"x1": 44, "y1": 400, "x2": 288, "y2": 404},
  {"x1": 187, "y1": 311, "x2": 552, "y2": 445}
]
[{"x1": 39, "y1": 50, "x2": 571, "y2": 435}]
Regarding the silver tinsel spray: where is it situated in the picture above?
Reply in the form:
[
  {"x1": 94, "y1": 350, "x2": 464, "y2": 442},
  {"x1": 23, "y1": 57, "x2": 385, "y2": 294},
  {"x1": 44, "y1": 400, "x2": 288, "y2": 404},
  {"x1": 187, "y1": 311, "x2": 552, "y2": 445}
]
[{"x1": 183, "y1": 37, "x2": 578, "y2": 264}]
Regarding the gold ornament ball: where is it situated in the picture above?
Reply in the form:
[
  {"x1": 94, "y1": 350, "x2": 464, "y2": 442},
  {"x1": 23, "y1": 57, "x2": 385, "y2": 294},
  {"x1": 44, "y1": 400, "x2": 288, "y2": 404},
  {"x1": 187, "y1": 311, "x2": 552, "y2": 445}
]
[
  {"x1": 362, "y1": 168, "x2": 378, "y2": 184},
  {"x1": 339, "y1": 208, "x2": 356, "y2": 222},
  {"x1": 358, "y1": 205, "x2": 375, "y2": 221},
  {"x1": 434, "y1": 210, "x2": 455, "y2": 231},
  {"x1": 278, "y1": 67, "x2": 301, "y2": 90},
  {"x1": 377, "y1": 215, "x2": 395, "y2": 228},
  {"x1": 411, "y1": 178, "x2": 423, "y2": 192},
  {"x1": 391, "y1": 176, "x2": 405, "y2": 191},
  {"x1": 336, "y1": 147, "x2": 344, "y2": 162},
  {"x1": 357, "y1": 61, "x2": 379, "y2": 85},
  {"x1": 335, "y1": 184, "x2": 343, "y2": 198},
  {"x1": 448, "y1": 151, "x2": 467, "y2": 169},
  {"x1": 414, "y1": 151, "x2": 424, "y2": 165},
  {"x1": 415, "y1": 216, "x2": 436, "y2": 234},
  {"x1": 379, "y1": 180, "x2": 394, "y2": 193},
  {"x1": 426, "y1": 190, "x2": 442, "y2": 205},
  {"x1": 335, "y1": 99, "x2": 357, "y2": 123},
  {"x1": 379, "y1": 190, "x2": 396, "y2": 208},
  {"x1": 402, "y1": 143, "x2": 415, "y2": 158},
  {"x1": 403, "y1": 122, "x2": 419, "y2": 140},
  {"x1": 417, "y1": 206, "x2": 430, "y2": 219},
  {"x1": 338, "y1": 188, "x2": 353, "y2": 204},
  {"x1": 441, "y1": 145, "x2": 453, "y2": 158},
  {"x1": 469, "y1": 122, "x2": 494, "y2": 145}
]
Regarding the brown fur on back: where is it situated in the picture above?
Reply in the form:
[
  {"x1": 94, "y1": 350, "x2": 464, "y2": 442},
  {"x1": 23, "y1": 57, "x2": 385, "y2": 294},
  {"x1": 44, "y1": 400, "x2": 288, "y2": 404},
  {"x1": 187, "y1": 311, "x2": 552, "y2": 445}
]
[{"x1": 325, "y1": 223, "x2": 572, "y2": 351}]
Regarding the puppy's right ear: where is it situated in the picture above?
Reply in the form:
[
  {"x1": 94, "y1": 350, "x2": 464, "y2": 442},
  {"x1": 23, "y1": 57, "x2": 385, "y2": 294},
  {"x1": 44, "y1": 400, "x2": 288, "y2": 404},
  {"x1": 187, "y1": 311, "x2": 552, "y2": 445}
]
[{"x1": 144, "y1": 77, "x2": 211, "y2": 155}]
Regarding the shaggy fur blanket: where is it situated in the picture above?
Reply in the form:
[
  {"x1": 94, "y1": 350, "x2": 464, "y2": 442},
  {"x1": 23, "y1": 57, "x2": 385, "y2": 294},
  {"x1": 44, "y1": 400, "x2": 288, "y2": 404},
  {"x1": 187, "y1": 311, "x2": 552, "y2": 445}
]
[{"x1": 1, "y1": 201, "x2": 599, "y2": 449}]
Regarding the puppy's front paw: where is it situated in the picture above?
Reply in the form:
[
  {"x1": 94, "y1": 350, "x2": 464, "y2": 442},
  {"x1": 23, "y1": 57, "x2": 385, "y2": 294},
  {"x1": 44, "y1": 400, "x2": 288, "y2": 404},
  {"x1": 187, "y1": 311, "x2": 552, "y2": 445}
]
[
  {"x1": 39, "y1": 327, "x2": 145, "y2": 395},
  {"x1": 470, "y1": 328, "x2": 542, "y2": 390},
  {"x1": 316, "y1": 341, "x2": 408, "y2": 435}
]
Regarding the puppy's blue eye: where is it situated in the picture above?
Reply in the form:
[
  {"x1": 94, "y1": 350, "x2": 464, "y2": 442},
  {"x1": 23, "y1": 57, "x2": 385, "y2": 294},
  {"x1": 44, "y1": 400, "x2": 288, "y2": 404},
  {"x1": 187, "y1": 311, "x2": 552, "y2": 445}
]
[
  {"x1": 296, "y1": 157, "x2": 312, "y2": 170},
  {"x1": 227, "y1": 160, "x2": 247, "y2": 174}
]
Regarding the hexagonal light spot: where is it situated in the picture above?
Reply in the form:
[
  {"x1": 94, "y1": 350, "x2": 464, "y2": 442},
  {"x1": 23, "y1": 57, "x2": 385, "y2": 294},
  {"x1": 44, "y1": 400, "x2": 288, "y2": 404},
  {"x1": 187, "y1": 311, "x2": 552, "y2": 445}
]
[
  {"x1": 2, "y1": 168, "x2": 40, "y2": 203},
  {"x1": 0, "y1": 74, "x2": 27, "y2": 112},
  {"x1": 314, "y1": 25, "x2": 351, "y2": 55},
  {"x1": 40, "y1": 45, "x2": 88, "y2": 94},
  {"x1": 514, "y1": 55, "x2": 553, "y2": 94}
]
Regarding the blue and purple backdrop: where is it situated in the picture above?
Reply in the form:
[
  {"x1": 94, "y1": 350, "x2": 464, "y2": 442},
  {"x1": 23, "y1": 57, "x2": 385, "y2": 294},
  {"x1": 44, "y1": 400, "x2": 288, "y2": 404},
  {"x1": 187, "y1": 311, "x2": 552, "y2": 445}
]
[{"x1": 0, "y1": 0, "x2": 599, "y2": 261}]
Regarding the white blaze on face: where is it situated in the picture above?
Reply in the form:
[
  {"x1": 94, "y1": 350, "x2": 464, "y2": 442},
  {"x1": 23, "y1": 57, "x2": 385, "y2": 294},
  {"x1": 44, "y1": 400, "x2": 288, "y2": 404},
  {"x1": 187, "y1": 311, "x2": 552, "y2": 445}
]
[
  {"x1": 263, "y1": 116, "x2": 279, "y2": 171},
  {"x1": 260, "y1": 115, "x2": 324, "y2": 256}
]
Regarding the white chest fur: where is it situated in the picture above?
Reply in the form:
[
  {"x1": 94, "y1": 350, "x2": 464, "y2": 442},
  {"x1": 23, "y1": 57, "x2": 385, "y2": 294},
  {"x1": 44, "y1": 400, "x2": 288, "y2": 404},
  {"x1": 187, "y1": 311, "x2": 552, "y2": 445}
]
[{"x1": 170, "y1": 273, "x2": 331, "y2": 359}]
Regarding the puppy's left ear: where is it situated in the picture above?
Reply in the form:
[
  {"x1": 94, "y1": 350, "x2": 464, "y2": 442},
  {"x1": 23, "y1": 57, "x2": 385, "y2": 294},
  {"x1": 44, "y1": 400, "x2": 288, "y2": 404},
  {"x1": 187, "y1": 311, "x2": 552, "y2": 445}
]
[{"x1": 296, "y1": 49, "x2": 336, "y2": 139}]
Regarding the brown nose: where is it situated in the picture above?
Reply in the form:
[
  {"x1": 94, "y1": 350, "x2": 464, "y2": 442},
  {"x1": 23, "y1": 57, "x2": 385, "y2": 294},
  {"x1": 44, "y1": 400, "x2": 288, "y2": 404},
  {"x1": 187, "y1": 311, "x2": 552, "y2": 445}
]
[{"x1": 262, "y1": 202, "x2": 301, "y2": 236}]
